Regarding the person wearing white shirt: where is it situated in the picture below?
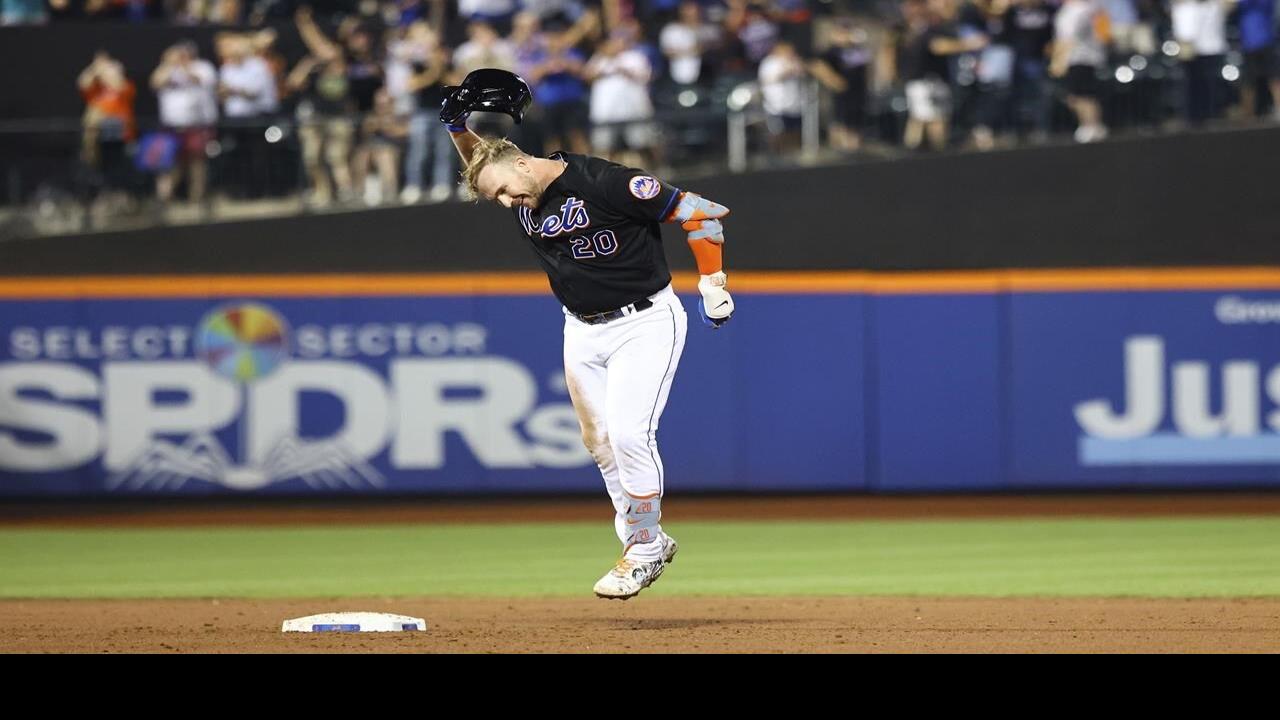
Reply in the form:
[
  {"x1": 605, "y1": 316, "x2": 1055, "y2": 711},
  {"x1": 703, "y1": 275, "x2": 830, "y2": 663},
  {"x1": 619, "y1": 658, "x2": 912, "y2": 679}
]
[
  {"x1": 219, "y1": 38, "x2": 277, "y2": 119},
  {"x1": 585, "y1": 33, "x2": 657, "y2": 167},
  {"x1": 660, "y1": 2, "x2": 720, "y2": 85},
  {"x1": 152, "y1": 41, "x2": 218, "y2": 203},
  {"x1": 1050, "y1": 0, "x2": 1109, "y2": 143},
  {"x1": 454, "y1": 20, "x2": 519, "y2": 75},
  {"x1": 458, "y1": 0, "x2": 519, "y2": 35},
  {"x1": 454, "y1": 20, "x2": 520, "y2": 137},
  {"x1": 217, "y1": 34, "x2": 278, "y2": 199},
  {"x1": 1171, "y1": 0, "x2": 1231, "y2": 124},
  {"x1": 758, "y1": 41, "x2": 806, "y2": 152}
]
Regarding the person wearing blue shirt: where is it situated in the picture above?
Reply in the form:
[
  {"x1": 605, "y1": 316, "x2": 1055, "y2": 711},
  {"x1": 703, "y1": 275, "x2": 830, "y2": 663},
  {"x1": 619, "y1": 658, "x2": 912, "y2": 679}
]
[
  {"x1": 1238, "y1": 0, "x2": 1280, "y2": 118},
  {"x1": 522, "y1": 27, "x2": 592, "y2": 154}
]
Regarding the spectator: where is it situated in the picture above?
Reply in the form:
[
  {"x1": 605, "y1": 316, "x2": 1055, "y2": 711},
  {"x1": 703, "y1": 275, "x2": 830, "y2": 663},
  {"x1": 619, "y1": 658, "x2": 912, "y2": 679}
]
[
  {"x1": 1237, "y1": 0, "x2": 1280, "y2": 119},
  {"x1": 386, "y1": 22, "x2": 427, "y2": 115},
  {"x1": 969, "y1": 0, "x2": 1014, "y2": 150},
  {"x1": 180, "y1": 0, "x2": 241, "y2": 24},
  {"x1": 454, "y1": 20, "x2": 518, "y2": 135},
  {"x1": 77, "y1": 51, "x2": 137, "y2": 199},
  {"x1": 345, "y1": 26, "x2": 385, "y2": 117},
  {"x1": 758, "y1": 40, "x2": 807, "y2": 153},
  {"x1": 809, "y1": 19, "x2": 872, "y2": 151},
  {"x1": 454, "y1": 20, "x2": 518, "y2": 75},
  {"x1": 895, "y1": 0, "x2": 988, "y2": 151},
  {"x1": 251, "y1": 28, "x2": 288, "y2": 106},
  {"x1": 171, "y1": 0, "x2": 208, "y2": 25},
  {"x1": 1100, "y1": 0, "x2": 1138, "y2": 53},
  {"x1": 391, "y1": 0, "x2": 427, "y2": 26},
  {"x1": 1050, "y1": 0, "x2": 1109, "y2": 142},
  {"x1": 504, "y1": 10, "x2": 548, "y2": 153},
  {"x1": 296, "y1": 6, "x2": 385, "y2": 117},
  {"x1": 251, "y1": 27, "x2": 290, "y2": 197},
  {"x1": 726, "y1": 0, "x2": 780, "y2": 71},
  {"x1": 1171, "y1": 0, "x2": 1230, "y2": 126},
  {"x1": 511, "y1": 10, "x2": 547, "y2": 70},
  {"x1": 1098, "y1": 0, "x2": 1157, "y2": 56},
  {"x1": 458, "y1": 0, "x2": 519, "y2": 36},
  {"x1": 772, "y1": 0, "x2": 816, "y2": 58},
  {"x1": 47, "y1": 0, "x2": 77, "y2": 20},
  {"x1": 217, "y1": 32, "x2": 278, "y2": 197},
  {"x1": 353, "y1": 89, "x2": 409, "y2": 205},
  {"x1": 585, "y1": 28, "x2": 658, "y2": 167},
  {"x1": 151, "y1": 40, "x2": 218, "y2": 203},
  {"x1": 660, "y1": 1, "x2": 722, "y2": 86},
  {"x1": 400, "y1": 22, "x2": 457, "y2": 202},
  {"x1": 523, "y1": 22, "x2": 593, "y2": 154},
  {"x1": 521, "y1": 0, "x2": 587, "y2": 27},
  {"x1": 288, "y1": 51, "x2": 357, "y2": 206},
  {"x1": 1003, "y1": 0, "x2": 1056, "y2": 141},
  {"x1": 210, "y1": 0, "x2": 241, "y2": 24}
]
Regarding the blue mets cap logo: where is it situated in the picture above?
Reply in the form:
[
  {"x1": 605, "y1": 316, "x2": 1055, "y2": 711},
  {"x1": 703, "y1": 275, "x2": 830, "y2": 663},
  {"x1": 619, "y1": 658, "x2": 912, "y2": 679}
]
[{"x1": 629, "y1": 175, "x2": 661, "y2": 200}]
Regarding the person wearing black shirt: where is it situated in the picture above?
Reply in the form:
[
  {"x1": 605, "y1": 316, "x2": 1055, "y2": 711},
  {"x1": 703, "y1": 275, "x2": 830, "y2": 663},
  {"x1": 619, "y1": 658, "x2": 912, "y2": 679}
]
[
  {"x1": 294, "y1": 4, "x2": 385, "y2": 115},
  {"x1": 344, "y1": 28, "x2": 385, "y2": 116},
  {"x1": 893, "y1": 0, "x2": 988, "y2": 150},
  {"x1": 403, "y1": 40, "x2": 457, "y2": 202},
  {"x1": 809, "y1": 19, "x2": 873, "y2": 151},
  {"x1": 964, "y1": 0, "x2": 1013, "y2": 151},
  {"x1": 444, "y1": 108, "x2": 736, "y2": 600},
  {"x1": 1003, "y1": 0, "x2": 1056, "y2": 139},
  {"x1": 287, "y1": 52, "x2": 356, "y2": 205}
]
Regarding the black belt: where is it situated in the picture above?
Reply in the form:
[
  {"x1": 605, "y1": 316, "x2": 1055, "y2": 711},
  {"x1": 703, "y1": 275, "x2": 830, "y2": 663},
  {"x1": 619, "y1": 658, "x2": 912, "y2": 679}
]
[{"x1": 572, "y1": 298, "x2": 654, "y2": 325}]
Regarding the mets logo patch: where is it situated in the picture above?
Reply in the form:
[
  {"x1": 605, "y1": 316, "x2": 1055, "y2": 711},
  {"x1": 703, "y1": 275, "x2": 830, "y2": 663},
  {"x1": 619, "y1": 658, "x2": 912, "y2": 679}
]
[{"x1": 628, "y1": 176, "x2": 661, "y2": 200}]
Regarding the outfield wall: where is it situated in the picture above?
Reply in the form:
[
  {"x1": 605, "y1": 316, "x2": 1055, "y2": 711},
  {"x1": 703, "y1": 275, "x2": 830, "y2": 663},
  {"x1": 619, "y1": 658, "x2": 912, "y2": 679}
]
[
  {"x1": 2, "y1": 269, "x2": 1279, "y2": 496},
  {"x1": 6, "y1": 127, "x2": 1280, "y2": 272}
]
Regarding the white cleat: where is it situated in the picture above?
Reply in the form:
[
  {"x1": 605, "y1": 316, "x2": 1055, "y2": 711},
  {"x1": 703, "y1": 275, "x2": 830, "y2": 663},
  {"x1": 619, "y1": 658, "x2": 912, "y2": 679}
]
[
  {"x1": 593, "y1": 536, "x2": 679, "y2": 601},
  {"x1": 662, "y1": 535, "x2": 679, "y2": 564}
]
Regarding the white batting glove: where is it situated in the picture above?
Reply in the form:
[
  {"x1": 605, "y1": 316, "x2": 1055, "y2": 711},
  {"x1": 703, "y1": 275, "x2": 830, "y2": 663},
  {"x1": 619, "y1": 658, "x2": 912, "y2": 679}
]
[{"x1": 697, "y1": 272, "x2": 734, "y2": 328}]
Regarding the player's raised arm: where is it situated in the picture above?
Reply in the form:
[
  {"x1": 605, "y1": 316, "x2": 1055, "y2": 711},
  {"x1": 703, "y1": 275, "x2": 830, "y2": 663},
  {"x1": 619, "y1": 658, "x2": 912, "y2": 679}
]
[
  {"x1": 440, "y1": 90, "x2": 484, "y2": 165},
  {"x1": 440, "y1": 69, "x2": 534, "y2": 166},
  {"x1": 444, "y1": 119, "x2": 484, "y2": 166}
]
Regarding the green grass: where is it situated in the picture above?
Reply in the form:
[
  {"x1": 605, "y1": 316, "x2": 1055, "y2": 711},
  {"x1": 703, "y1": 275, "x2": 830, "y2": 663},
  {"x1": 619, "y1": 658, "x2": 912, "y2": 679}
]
[{"x1": 1, "y1": 516, "x2": 1278, "y2": 598}]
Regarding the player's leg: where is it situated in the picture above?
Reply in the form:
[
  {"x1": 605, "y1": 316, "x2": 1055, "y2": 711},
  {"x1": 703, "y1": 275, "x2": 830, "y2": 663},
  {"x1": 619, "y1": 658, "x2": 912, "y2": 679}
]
[
  {"x1": 562, "y1": 320, "x2": 625, "y2": 518},
  {"x1": 602, "y1": 294, "x2": 688, "y2": 562}
]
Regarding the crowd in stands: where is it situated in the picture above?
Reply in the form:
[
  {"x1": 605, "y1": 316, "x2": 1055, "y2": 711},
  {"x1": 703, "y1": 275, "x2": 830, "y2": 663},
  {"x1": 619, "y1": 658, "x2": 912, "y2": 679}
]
[{"x1": 23, "y1": 0, "x2": 1280, "y2": 211}]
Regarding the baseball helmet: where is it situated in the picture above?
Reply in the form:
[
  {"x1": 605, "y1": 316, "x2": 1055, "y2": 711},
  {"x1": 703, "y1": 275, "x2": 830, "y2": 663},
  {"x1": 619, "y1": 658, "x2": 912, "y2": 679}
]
[{"x1": 440, "y1": 69, "x2": 534, "y2": 125}]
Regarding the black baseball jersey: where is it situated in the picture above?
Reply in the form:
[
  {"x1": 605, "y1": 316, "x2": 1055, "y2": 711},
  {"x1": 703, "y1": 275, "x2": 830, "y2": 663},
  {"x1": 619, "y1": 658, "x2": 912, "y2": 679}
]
[{"x1": 514, "y1": 152, "x2": 682, "y2": 315}]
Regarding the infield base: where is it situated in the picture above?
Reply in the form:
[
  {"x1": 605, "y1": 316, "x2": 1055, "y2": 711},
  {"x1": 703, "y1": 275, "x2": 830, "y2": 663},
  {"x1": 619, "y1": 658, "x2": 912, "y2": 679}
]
[{"x1": 281, "y1": 612, "x2": 427, "y2": 633}]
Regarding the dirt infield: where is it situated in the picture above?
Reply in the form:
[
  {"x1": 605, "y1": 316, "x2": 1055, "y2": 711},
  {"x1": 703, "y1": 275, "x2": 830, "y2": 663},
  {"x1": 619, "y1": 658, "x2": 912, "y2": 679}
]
[
  {"x1": 3, "y1": 596, "x2": 1277, "y2": 653},
  {"x1": 5, "y1": 492, "x2": 1280, "y2": 527},
  {"x1": 4, "y1": 493, "x2": 1279, "y2": 653}
]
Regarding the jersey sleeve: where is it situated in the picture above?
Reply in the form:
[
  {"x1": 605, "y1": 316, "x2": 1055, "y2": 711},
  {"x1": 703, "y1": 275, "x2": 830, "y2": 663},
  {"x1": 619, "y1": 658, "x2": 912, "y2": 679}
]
[{"x1": 598, "y1": 164, "x2": 682, "y2": 223}]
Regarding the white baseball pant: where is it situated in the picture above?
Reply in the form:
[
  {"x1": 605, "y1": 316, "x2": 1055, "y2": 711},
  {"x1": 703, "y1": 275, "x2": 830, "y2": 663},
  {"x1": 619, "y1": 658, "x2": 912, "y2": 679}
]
[{"x1": 562, "y1": 284, "x2": 687, "y2": 563}]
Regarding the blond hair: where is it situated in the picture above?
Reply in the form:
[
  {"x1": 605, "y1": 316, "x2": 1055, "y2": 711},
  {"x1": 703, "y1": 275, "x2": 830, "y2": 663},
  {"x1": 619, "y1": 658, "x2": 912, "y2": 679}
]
[{"x1": 461, "y1": 137, "x2": 527, "y2": 198}]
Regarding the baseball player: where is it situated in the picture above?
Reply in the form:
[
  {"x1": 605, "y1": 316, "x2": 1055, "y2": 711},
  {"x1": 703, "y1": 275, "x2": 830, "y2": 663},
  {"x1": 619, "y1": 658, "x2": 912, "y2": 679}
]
[{"x1": 441, "y1": 70, "x2": 734, "y2": 600}]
